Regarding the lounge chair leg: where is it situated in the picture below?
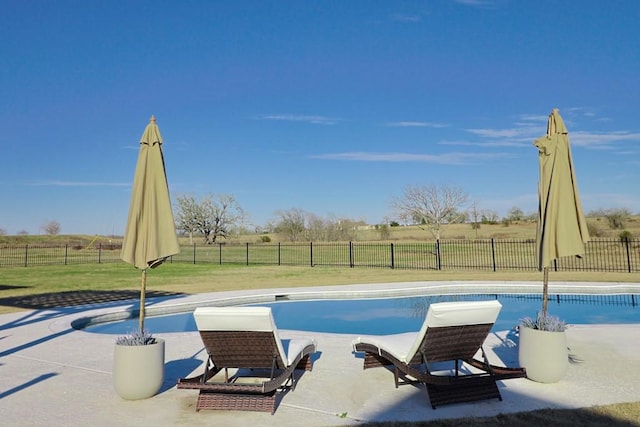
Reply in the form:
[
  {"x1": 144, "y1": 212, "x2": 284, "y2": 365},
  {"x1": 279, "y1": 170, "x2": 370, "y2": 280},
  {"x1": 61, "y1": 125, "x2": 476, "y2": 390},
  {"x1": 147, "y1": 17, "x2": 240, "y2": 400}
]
[{"x1": 296, "y1": 354, "x2": 313, "y2": 371}]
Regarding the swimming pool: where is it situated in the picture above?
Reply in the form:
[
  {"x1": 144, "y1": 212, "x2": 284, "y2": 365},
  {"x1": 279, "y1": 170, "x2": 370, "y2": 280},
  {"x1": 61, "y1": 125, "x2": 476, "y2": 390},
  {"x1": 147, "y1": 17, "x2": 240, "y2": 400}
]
[{"x1": 81, "y1": 293, "x2": 640, "y2": 336}]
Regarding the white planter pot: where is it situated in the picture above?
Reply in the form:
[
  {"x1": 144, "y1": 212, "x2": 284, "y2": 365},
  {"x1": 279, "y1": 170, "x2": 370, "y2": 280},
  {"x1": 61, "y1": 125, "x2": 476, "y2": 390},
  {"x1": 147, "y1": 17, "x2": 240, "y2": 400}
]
[
  {"x1": 518, "y1": 327, "x2": 568, "y2": 383},
  {"x1": 113, "y1": 338, "x2": 165, "y2": 400}
]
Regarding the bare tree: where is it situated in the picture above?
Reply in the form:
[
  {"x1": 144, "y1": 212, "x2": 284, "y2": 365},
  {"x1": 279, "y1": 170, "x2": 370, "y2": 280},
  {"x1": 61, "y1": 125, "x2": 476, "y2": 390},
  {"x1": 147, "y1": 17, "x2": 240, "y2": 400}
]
[
  {"x1": 305, "y1": 213, "x2": 329, "y2": 242},
  {"x1": 505, "y1": 206, "x2": 525, "y2": 222},
  {"x1": 274, "y1": 208, "x2": 307, "y2": 242},
  {"x1": 0, "y1": 227, "x2": 6, "y2": 236},
  {"x1": 376, "y1": 223, "x2": 391, "y2": 240},
  {"x1": 175, "y1": 194, "x2": 247, "y2": 244},
  {"x1": 391, "y1": 184, "x2": 468, "y2": 239},
  {"x1": 603, "y1": 208, "x2": 631, "y2": 229},
  {"x1": 43, "y1": 220, "x2": 61, "y2": 235},
  {"x1": 468, "y1": 201, "x2": 482, "y2": 238},
  {"x1": 481, "y1": 210, "x2": 500, "y2": 224},
  {"x1": 174, "y1": 194, "x2": 200, "y2": 244},
  {"x1": 273, "y1": 209, "x2": 363, "y2": 242},
  {"x1": 332, "y1": 217, "x2": 361, "y2": 241}
]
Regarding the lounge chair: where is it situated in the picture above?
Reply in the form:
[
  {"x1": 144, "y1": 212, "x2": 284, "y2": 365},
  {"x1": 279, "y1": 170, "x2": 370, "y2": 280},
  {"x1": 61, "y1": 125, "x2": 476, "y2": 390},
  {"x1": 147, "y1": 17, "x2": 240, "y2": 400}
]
[
  {"x1": 177, "y1": 306, "x2": 317, "y2": 413},
  {"x1": 352, "y1": 300, "x2": 525, "y2": 409}
]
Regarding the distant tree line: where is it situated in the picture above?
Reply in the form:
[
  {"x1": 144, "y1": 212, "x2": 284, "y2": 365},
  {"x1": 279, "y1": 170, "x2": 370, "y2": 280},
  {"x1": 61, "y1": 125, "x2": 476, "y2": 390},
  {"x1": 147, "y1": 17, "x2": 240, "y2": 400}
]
[
  {"x1": 170, "y1": 185, "x2": 637, "y2": 244},
  {"x1": 2, "y1": 185, "x2": 636, "y2": 242}
]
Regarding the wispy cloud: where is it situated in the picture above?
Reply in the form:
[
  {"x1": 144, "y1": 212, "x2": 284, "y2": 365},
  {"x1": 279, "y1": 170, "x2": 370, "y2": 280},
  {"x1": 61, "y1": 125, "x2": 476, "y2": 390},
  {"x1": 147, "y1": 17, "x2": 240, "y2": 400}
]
[
  {"x1": 386, "y1": 121, "x2": 449, "y2": 128},
  {"x1": 454, "y1": 0, "x2": 495, "y2": 7},
  {"x1": 565, "y1": 106, "x2": 598, "y2": 118},
  {"x1": 391, "y1": 14, "x2": 422, "y2": 22},
  {"x1": 570, "y1": 131, "x2": 640, "y2": 148},
  {"x1": 582, "y1": 192, "x2": 640, "y2": 212},
  {"x1": 260, "y1": 114, "x2": 339, "y2": 125},
  {"x1": 311, "y1": 151, "x2": 510, "y2": 165},
  {"x1": 466, "y1": 115, "x2": 640, "y2": 151},
  {"x1": 439, "y1": 139, "x2": 527, "y2": 148},
  {"x1": 26, "y1": 180, "x2": 129, "y2": 187},
  {"x1": 466, "y1": 127, "x2": 538, "y2": 139},
  {"x1": 516, "y1": 114, "x2": 548, "y2": 124}
]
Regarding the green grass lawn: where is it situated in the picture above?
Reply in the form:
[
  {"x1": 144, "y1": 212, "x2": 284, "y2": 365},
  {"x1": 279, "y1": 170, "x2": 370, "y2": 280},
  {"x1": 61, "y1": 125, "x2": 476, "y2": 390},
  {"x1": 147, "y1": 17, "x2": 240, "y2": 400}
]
[{"x1": 1, "y1": 262, "x2": 638, "y2": 314}]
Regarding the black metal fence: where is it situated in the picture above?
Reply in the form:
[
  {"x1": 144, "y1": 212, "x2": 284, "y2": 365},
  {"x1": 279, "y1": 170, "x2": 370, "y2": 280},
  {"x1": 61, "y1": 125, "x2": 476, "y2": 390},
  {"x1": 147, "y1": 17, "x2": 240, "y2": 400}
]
[{"x1": 1, "y1": 238, "x2": 638, "y2": 273}]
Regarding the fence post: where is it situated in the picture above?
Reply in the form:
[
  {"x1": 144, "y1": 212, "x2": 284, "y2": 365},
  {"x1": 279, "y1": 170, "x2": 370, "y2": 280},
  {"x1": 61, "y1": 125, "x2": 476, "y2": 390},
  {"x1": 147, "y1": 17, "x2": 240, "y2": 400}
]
[
  {"x1": 278, "y1": 242, "x2": 281, "y2": 266},
  {"x1": 625, "y1": 237, "x2": 632, "y2": 273},
  {"x1": 65, "y1": 244, "x2": 69, "y2": 266},
  {"x1": 349, "y1": 242, "x2": 354, "y2": 268},
  {"x1": 246, "y1": 242, "x2": 249, "y2": 266},
  {"x1": 24, "y1": 244, "x2": 28, "y2": 267},
  {"x1": 436, "y1": 240, "x2": 442, "y2": 270},
  {"x1": 390, "y1": 243, "x2": 395, "y2": 269},
  {"x1": 491, "y1": 238, "x2": 496, "y2": 272},
  {"x1": 310, "y1": 242, "x2": 314, "y2": 267},
  {"x1": 98, "y1": 243, "x2": 102, "y2": 264},
  {"x1": 193, "y1": 243, "x2": 197, "y2": 264}
]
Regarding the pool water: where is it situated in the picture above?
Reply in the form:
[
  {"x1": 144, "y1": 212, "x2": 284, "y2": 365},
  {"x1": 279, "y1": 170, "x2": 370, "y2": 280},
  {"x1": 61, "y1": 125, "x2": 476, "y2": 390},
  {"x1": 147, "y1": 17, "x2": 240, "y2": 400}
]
[{"x1": 83, "y1": 293, "x2": 640, "y2": 336}]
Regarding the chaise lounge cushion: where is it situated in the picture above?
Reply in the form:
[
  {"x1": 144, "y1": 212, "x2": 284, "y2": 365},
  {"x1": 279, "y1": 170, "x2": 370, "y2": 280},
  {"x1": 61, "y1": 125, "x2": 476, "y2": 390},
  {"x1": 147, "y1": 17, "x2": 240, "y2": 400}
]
[
  {"x1": 194, "y1": 306, "x2": 316, "y2": 366},
  {"x1": 352, "y1": 300, "x2": 502, "y2": 364}
]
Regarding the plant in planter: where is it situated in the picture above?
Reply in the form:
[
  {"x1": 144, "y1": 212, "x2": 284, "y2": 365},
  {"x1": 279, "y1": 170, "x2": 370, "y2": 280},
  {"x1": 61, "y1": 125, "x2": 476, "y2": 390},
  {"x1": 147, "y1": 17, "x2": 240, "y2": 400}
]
[
  {"x1": 520, "y1": 312, "x2": 567, "y2": 333},
  {"x1": 116, "y1": 329, "x2": 157, "y2": 346},
  {"x1": 518, "y1": 311, "x2": 569, "y2": 383},
  {"x1": 113, "y1": 329, "x2": 165, "y2": 400}
]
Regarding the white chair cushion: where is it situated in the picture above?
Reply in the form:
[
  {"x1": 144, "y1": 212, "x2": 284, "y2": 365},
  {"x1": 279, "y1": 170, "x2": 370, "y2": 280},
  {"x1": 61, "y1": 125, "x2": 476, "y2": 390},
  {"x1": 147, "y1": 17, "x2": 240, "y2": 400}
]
[
  {"x1": 194, "y1": 306, "x2": 317, "y2": 367},
  {"x1": 194, "y1": 306, "x2": 277, "y2": 332},
  {"x1": 194, "y1": 306, "x2": 288, "y2": 364},
  {"x1": 353, "y1": 300, "x2": 502, "y2": 363},
  {"x1": 425, "y1": 300, "x2": 501, "y2": 328},
  {"x1": 281, "y1": 338, "x2": 317, "y2": 365},
  {"x1": 352, "y1": 332, "x2": 416, "y2": 363}
]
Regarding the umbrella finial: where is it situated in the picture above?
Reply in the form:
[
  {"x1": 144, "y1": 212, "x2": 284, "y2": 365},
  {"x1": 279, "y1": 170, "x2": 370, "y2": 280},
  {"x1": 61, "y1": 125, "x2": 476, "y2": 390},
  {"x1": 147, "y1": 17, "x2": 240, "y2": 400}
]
[
  {"x1": 150, "y1": 115, "x2": 156, "y2": 123},
  {"x1": 552, "y1": 108, "x2": 560, "y2": 114}
]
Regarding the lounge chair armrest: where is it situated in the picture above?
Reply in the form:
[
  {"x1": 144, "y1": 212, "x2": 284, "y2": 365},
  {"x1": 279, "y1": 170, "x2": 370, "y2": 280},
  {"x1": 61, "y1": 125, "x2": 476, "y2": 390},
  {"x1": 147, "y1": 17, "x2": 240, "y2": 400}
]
[{"x1": 281, "y1": 338, "x2": 317, "y2": 365}]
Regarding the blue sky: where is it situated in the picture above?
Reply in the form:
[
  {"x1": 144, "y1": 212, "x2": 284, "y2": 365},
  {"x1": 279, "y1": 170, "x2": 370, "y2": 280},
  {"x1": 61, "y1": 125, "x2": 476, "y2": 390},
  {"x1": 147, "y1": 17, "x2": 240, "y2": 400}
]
[{"x1": 1, "y1": 0, "x2": 639, "y2": 236}]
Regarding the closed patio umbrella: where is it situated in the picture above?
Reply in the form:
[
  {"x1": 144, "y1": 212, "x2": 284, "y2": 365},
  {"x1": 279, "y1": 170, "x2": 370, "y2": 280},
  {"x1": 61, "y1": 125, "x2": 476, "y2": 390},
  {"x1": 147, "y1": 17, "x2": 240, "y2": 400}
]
[
  {"x1": 121, "y1": 115, "x2": 180, "y2": 330},
  {"x1": 534, "y1": 108, "x2": 590, "y2": 316}
]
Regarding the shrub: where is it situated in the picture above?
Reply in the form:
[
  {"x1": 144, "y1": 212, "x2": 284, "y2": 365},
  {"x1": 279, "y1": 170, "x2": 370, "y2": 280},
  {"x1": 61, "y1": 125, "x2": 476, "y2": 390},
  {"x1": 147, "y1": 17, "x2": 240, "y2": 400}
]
[
  {"x1": 116, "y1": 329, "x2": 156, "y2": 346},
  {"x1": 605, "y1": 208, "x2": 631, "y2": 229},
  {"x1": 587, "y1": 221, "x2": 605, "y2": 237},
  {"x1": 260, "y1": 235, "x2": 271, "y2": 243},
  {"x1": 619, "y1": 230, "x2": 633, "y2": 243},
  {"x1": 520, "y1": 312, "x2": 566, "y2": 332}
]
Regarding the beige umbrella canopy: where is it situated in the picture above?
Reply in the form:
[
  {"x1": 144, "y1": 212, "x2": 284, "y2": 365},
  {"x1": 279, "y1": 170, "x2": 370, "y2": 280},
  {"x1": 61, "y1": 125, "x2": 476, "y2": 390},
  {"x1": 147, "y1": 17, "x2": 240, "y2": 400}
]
[
  {"x1": 534, "y1": 108, "x2": 590, "y2": 316},
  {"x1": 121, "y1": 116, "x2": 180, "y2": 330}
]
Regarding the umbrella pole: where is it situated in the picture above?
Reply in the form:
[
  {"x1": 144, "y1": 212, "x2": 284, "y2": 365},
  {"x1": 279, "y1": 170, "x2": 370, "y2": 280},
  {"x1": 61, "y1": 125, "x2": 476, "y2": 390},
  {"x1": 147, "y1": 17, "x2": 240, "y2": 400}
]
[
  {"x1": 139, "y1": 269, "x2": 146, "y2": 331},
  {"x1": 542, "y1": 266, "x2": 549, "y2": 318}
]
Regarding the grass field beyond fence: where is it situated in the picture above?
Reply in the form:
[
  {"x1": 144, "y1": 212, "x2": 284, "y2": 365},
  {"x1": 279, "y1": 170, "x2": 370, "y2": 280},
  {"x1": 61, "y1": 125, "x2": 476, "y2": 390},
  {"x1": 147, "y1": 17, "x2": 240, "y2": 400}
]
[{"x1": 2, "y1": 238, "x2": 638, "y2": 273}]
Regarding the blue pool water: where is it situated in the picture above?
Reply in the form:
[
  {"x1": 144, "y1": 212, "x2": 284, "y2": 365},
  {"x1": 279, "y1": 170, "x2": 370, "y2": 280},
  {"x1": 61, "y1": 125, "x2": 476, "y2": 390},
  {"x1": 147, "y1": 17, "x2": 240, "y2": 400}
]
[{"x1": 83, "y1": 293, "x2": 640, "y2": 336}]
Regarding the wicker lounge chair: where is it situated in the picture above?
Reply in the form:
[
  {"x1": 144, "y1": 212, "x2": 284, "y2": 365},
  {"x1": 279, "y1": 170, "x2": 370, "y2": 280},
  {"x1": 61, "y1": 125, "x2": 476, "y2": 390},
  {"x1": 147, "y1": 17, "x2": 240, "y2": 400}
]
[
  {"x1": 352, "y1": 300, "x2": 525, "y2": 409},
  {"x1": 177, "y1": 306, "x2": 317, "y2": 414}
]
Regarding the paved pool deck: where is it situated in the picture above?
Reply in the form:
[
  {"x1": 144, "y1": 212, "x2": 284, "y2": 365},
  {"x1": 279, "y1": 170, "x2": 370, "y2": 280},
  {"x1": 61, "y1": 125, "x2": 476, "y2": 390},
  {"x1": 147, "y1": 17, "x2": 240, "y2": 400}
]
[{"x1": 1, "y1": 281, "x2": 639, "y2": 426}]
